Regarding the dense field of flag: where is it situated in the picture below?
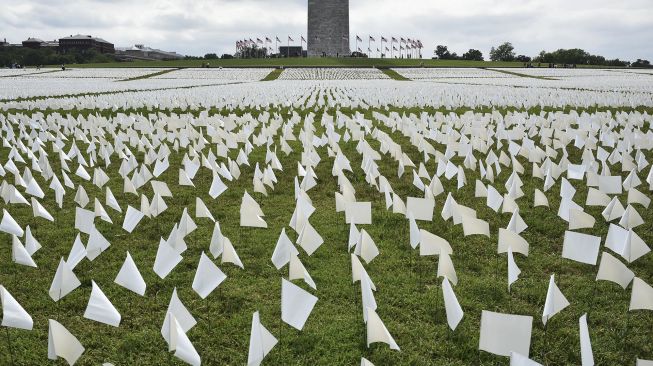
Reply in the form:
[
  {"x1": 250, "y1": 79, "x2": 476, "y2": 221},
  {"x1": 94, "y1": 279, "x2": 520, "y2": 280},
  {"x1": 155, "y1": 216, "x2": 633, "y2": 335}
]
[
  {"x1": 235, "y1": 36, "x2": 423, "y2": 58},
  {"x1": 0, "y1": 67, "x2": 652, "y2": 365}
]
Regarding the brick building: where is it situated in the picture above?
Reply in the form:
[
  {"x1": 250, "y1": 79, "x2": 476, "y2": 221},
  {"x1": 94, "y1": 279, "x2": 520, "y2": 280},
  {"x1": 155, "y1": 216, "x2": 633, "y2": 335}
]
[{"x1": 59, "y1": 35, "x2": 115, "y2": 54}]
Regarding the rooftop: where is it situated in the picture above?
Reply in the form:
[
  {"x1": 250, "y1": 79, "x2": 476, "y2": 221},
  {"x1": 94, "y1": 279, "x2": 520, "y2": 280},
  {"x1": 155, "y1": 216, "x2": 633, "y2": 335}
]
[{"x1": 60, "y1": 34, "x2": 112, "y2": 44}]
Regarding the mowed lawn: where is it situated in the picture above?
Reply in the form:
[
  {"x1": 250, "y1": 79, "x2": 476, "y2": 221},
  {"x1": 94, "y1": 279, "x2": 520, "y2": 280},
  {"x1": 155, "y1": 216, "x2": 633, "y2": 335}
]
[
  {"x1": 0, "y1": 105, "x2": 652, "y2": 366},
  {"x1": 50, "y1": 57, "x2": 618, "y2": 70}
]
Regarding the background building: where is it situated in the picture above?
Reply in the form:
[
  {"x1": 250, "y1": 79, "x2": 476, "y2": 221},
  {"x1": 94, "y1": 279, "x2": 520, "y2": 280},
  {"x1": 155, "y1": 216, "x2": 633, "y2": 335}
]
[
  {"x1": 22, "y1": 38, "x2": 44, "y2": 49},
  {"x1": 59, "y1": 35, "x2": 114, "y2": 54},
  {"x1": 115, "y1": 45, "x2": 184, "y2": 61},
  {"x1": 307, "y1": 0, "x2": 350, "y2": 57},
  {"x1": 278, "y1": 46, "x2": 306, "y2": 58},
  {"x1": 21, "y1": 38, "x2": 59, "y2": 49}
]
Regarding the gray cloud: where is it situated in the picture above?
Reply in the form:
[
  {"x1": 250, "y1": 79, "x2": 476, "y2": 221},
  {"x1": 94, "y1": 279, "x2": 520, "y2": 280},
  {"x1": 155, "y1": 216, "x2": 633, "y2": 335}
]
[{"x1": 0, "y1": 0, "x2": 650, "y2": 60}]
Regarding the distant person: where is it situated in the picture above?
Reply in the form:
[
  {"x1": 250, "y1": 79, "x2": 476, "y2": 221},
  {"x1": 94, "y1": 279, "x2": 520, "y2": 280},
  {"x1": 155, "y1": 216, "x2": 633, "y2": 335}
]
[{"x1": 61, "y1": 64, "x2": 66, "y2": 71}]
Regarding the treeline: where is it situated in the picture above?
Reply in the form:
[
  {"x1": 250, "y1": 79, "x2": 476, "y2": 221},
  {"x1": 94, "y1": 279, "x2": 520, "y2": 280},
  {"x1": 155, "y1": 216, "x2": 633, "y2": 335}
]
[
  {"x1": 535, "y1": 48, "x2": 629, "y2": 67},
  {"x1": 433, "y1": 42, "x2": 651, "y2": 68},
  {"x1": 0, "y1": 47, "x2": 115, "y2": 67}
]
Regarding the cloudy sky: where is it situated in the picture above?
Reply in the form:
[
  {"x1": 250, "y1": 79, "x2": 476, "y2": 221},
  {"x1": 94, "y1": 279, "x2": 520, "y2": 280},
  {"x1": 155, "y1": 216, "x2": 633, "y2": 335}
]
[{"x1": 1, "y1": 0, "x2": 651, "y2": 60}]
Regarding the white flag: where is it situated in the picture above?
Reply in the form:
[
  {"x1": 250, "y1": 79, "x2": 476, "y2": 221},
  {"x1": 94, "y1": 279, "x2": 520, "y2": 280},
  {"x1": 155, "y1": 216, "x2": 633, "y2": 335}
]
[
  {"x1": 48, "y1": 319, "x2": 85, "y2": 365},
  {"x1": 122, "y1": 206, "x2": 144, "y2": 233},
  {"x1": 542, "y1": 274, "x2": 570, "y2": 325},
  {"x1": 247, "y1": 311, "x2": 277, "y2": 366},
  {"x1": 579, "y1": 314, "x2": 594, "y2": 366},
  {"x1": 49, "y1": 258, "x2": 81, "y2": 302},
  {"x1": 442, "y1": 278, "x2": 463, "y2": 330},
  {"x1": 83, "y1": 281, "x2": 121, "y2": 327},
  {"x1": 114, "y1": 252, "x2": 147, "y2": 296},
  {"x1": 0, "y1": 209, "x2": 23, "y2": 237},
  {"x1": 479, "y1": 310, "x2": 533, "y2": 357},
  {"x1": 365, "y1": 307, "x2": 400, "y2": 350},
  {"x1": 0, "y1": 285, "x2": 33, "y2": 330},
  {"x1": 192, "y1": 252, "x2": 227, "y2": 299},
  {"x1": 281, "y1": 278, "x2": 318, "y2": 330}
]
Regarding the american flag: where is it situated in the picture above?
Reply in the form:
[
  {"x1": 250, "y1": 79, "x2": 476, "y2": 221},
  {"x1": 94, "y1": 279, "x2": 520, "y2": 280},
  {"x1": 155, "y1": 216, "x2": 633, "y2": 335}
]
[
  {"x1": 256, "y1": 38, "x2": 263, "y2": 44},
  {"x1": 288, "y1": 36, "x2": 294, "y2": 42},
  {"x1": 301, "y1": 36, "x2": 306, "y2": 43},
  {"x1": 265, "y1": 37, "x2": 272, "y2": 43},
  {"x1": 276, "y1": 36, "x2": 281, "y2": 42},
  {"x1": 369, "y1": 36, "x2": 375, "y2": 42},
  {"x1": 392, "y1": 37, "x2": 398, "y2": 42},
  {"x1": 381, "y1": 37, "x2": 388, "y2": 42},
  {"x1": 356, "y1": 35, "x2": 362, "y2": 42},
  {"x1": 400, "y1": 38, "x2": 406, "y2": 43}
]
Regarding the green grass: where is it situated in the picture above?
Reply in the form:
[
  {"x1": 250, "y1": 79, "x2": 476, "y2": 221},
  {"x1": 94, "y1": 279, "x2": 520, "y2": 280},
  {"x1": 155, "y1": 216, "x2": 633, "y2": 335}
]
[
  {"x1": 0, "y1": 69, "x2": 61, "y2": 78},
  {"x1": 486, "y1": 68, "x2": 559, "y2": 80},
  {"x1": 119, "y1": 68, "x2": 181, "y2": 82},
  {"x1": 378, "y1": 68, "x2": 411, "y2": 81},
  {"x1": 0, "y1": 104, "x2": 652, "y2": 366},
  {"x1": 261, "y1": 68, "x2": 284, "y2": 81},
  {"x1": 47, "y1": 57, "x2": 606, "y2": 69}
]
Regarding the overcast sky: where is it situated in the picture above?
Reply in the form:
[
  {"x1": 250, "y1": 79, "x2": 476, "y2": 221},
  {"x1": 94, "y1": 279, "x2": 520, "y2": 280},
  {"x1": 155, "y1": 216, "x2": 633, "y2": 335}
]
[{"x1": 1, "y1": 0, "x2": 651, "y2": 60}]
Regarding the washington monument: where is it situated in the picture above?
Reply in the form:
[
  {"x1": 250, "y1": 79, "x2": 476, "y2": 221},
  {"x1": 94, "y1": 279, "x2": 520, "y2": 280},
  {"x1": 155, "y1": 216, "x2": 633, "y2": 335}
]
[{"x1": 307, "y1": 0, "x2": 350, "y2": 57}]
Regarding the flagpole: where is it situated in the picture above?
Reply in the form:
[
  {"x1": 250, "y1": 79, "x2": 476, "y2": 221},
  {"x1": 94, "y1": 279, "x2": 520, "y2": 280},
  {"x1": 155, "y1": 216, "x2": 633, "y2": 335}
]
[{"x1": 6, "y1": 327, "x2": 14, "y2": 366}]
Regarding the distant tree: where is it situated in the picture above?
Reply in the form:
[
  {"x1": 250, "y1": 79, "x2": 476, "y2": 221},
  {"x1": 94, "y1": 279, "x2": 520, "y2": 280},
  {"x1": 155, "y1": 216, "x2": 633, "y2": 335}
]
[
  {"x1": 533, "y1": 48, "x2": 629, "y2": 66},
  {"x1": 236, "y1": 45, "x2": 267, "y2": 59},
  {"x1": 606, "y1": 59, "x2": 630, "y2": 67},
  {"x1": 221, "y1": 54, "x2": 234, "y2": 59},
  {"x1": 0, "y1": 46, "x2": 117, "y2": 67},
  {"x1": 435, "y1": 45, "x2": 452, "y2": 60},
  {"x1": 204, "y1": 53, "x2": 218, "y2": 59},
  {"x1": 632, "y1": 59, "x2": 652, "y2": 68},
  {"x1": 516, "y1": 55, "x2": 531, "y2": 63},
  {"x1": 489, "y1": 42, "x2": 516, "y2": 62},
  {"x1": 462, "y1": 49, "x2": 484, "y2": 61}
]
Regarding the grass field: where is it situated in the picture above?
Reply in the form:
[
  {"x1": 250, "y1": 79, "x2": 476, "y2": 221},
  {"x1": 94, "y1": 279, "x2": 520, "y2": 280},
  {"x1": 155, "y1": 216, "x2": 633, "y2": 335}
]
[
  {"x1": 1, "y1": 100, "x2": 652, "y2": 366},
  {"x1": 46, "y1": 57, "x2": 620, "y2": 69}
]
